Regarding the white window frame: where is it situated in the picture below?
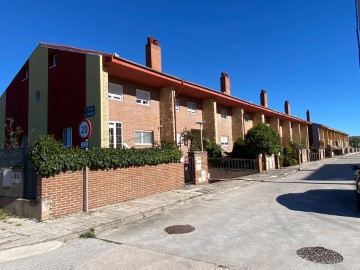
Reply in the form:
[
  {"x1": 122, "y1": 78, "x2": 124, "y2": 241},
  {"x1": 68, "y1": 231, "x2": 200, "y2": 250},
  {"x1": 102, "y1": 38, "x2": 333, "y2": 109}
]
[
  {"x1": 62, "y1": 127, "x2": 72, "y2": 147},
  {"x1": 221, "y1": 136, "x2": 229, "y2": 146},
  {"x1": 22, "y1": 69, "x2": 29, "y2": 81},
  {"x1": 108, "y1": 83, "x2": 124, "y2": 101},
  {"x1": 176, "y1": 99, "x2": 180, "y2": 111},
  {"x1": 109, "y1": 122, "x2": 123, "y2": 148},
  {"x1": 177, "y1": 133, "x2": 184, "y2": 145},
  {"x1": 136, "y1": 89, "x2": 150, "y2": 105},
  {"x1": 135, "y1": 130, "x2": 153, "y2": 145},
  {"x1": 221, "y1": 109, "x2": 228, "y2": 119},
  {"x1": 12, "y1": 172, "x2": 21, "y2": 184},
  {"x1": 50, "y1": 54, "x2": 58, "y2": 68},
  {"x1": 187, "y1": 102, "x2": 196, "y2": 115}
]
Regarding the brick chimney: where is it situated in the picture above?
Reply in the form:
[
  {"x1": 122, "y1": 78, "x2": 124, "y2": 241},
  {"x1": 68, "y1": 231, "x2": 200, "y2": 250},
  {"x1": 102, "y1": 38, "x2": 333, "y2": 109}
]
[
  {"x1": 306, "y1": 110, "x2": 311, "y2": 122},
  {"x1": 146, "y1": 37, "x2": 162, "y2": 72},
  {"x1": 220, "y1": 72, "x2": 230, "y2": 95},
  {"x1": 260, "y1": 90, "x2": 268, "y2": 108},
  {"x1": 284, "y1": 100, "x2": 290, "y2": 115}
]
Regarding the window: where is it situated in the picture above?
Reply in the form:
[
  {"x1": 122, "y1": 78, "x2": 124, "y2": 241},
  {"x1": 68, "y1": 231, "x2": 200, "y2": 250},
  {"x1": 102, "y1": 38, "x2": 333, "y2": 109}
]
[
  {"x1": 244, "y1": 114, "x2": 252, "y2": 122},
  {"x1": 176, "y1": 99, "x2": 180, "y2": 111},
  {"x1": 108, "y1": 83, "x2": 123, "y2": 101},
  {"x1": 135, "y1": 130, "x2": 153, "y2": 145},
  {"x1": 52, "y1": 54, "x2": 58, "y2": 67},
  {"x1": 221, "y1": 109, "x2": 228, "y2": 119},
  {"x1": 187, "y1": 102, "x2": 196, "y2": 114},
  {"x1": 12, "y1": 172, "x2": 21, "y2": 184},
  {"x1": 136, "y1": 89, "x2": 150, "y2": 105},
  {"x1": 109, "y1": 122, "x2": 123, "y2": 148},
  {"x1": 62, "y1": 128, "x2": 72, "y2": 147},
  {"x1": 221, "y1": 136, "x2": 229, "y2": 146},
  {"x1": 22, "y1": 69, "x2": 29, "y2": 81},
  {"x1": 177, "y1": 133, "x2": 184, "y2": 145}
]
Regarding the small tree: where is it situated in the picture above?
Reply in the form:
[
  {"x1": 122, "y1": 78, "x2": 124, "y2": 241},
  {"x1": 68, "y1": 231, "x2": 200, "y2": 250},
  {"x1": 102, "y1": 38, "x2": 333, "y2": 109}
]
[
  {"x1": 4, "y1": 118, "x2": 24, "y2": 148},
  {"x1": 179, "y1": 128, "x2": 199, "y2": 151},
  {"x1": 227, "y1": 138, "x2": 255, "y2": 159},
  {"x1": 244, "y1": 123, "x2": 281, "y2": 157}
]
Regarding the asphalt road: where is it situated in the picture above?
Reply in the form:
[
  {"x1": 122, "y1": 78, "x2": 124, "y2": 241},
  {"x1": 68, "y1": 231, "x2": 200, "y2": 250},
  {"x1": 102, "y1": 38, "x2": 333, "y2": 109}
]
[{"x1": 1, "y1": 154, "x2": 360, "y2": 270}]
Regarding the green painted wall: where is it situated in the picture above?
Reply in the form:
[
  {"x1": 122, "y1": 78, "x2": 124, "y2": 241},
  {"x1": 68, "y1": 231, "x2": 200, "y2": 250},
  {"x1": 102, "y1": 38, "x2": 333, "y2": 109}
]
[
  {"x1": 0, "y1": 93, "x2": 6, "y2": 148},
  {"x1": 86, "y1": 54, "x2": 103, "y2": 148},
  {"x1": 28, "y1": 46, "x2": 48, "y2": 145}
]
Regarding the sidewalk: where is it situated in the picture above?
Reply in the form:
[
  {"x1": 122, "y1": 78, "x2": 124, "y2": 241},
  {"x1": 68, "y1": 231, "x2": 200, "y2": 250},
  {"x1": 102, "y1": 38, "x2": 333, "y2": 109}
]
[{"x1": 0, "y1": 158, "x2": 330, "y2": 252}]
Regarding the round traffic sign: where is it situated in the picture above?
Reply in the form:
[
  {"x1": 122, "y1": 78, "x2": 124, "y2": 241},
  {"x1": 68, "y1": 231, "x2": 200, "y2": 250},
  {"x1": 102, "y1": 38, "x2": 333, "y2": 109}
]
[{"x1": 79, "y1": 119, "x2": 92, "y2": 140}]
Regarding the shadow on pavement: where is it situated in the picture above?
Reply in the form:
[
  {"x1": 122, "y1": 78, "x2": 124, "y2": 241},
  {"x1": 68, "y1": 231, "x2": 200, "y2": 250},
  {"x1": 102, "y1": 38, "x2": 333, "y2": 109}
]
[
  {"x1": 303, "y1": 164, "x2": 355, "y2": 181},
  {"x1": 277, "y1": 189, "x2": 360, "y2": 218}
]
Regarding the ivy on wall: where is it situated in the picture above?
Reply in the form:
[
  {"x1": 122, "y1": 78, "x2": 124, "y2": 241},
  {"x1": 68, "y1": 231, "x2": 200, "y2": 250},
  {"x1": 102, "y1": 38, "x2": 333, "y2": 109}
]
[{"x1": 30, "y1": 135, "x2": 182, "y2": 177}]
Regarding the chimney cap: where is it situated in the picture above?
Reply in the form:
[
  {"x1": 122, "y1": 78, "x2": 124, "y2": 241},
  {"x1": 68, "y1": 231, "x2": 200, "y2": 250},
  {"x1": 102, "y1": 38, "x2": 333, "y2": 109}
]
[
  {"x1": 221, "y1": 72, "x2": 228, "y2": 77},
  {"x1": 147, "y1": 36, "x2": 159, "y2": 45}
]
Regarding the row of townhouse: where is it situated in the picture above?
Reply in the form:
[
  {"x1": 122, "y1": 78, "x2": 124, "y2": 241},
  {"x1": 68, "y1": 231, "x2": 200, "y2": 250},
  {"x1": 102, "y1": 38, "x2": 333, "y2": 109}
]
[{"x1": 0, "y1": 37, "x2": 349, "y2": 154}]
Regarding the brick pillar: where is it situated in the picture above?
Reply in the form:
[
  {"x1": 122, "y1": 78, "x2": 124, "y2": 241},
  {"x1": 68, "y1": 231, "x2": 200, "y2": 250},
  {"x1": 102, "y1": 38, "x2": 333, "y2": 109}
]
[
  {"x1": 282, "y1": 120, "x2": 292, "y2": 146},
  {"x1": 159, "y1": 86, "x2": 175, "y2": 143},
  {"x1": 292, "y1": 123, "x2": 301, "y2": 142},
  {"x1": 300, "y1": 125, "x2": 308, "y2": 147},
  {"x1": 253, "y1": 112, "x2": 265, "y2": 125},
  {"x1": 270, "y1": 117, "x2": 280, "y2": 133},
  {"x1": 202, "y1": 99, "x2": 217, "y2": 142},
  {"x1": 275, "y1": 155, "x2": 280, "y2": 169},
  {"x1": 189, "y1": 151, "x2": 209, "y2": 185},
  {"x1": 232, "y1": 107, "x2": 245, "y2": 141},
  {"x1": 256, "y1": 154, "x2": 263, "y2": 173},
  {"x1": 101, "y1": 66, "x2": 110, "y2": 147}
]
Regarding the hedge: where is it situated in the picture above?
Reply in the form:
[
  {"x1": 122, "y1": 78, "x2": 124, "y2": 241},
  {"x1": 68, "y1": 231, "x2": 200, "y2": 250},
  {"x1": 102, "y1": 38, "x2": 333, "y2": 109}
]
[{"x1": 30, "y1": 135, "x2": 182, "y2": 177}]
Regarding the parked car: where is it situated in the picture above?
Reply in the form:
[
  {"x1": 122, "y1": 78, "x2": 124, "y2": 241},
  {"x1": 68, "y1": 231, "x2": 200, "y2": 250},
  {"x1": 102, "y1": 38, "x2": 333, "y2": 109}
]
[{"x1": 351, "y1": 165, "x2": 360, "y2": 210}]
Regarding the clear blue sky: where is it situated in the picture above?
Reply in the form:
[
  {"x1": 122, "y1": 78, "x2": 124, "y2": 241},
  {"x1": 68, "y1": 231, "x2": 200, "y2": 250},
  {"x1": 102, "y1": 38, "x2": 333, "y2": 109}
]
[{"x1": 1, "y1": 0, "x2": 359, "y2": 135}]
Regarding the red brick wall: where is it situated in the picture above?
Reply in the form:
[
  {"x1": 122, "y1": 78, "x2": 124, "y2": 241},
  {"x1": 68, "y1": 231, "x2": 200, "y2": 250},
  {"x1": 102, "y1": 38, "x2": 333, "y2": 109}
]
[
  {"x1": 216, "y1": 104, "x2": 232, "y2": 152},
  {"x1": 37, "y1": 171, "x2": 84, "y2": 218},
  {"x1": 108, "y1": 78, "x2": 160, "y2": 147},
  {"x1": 37, "y1": 163, "x2": 184, "y2": 218},
  {"x1": 175, "y1": 95, "x2": 203, "y2": 157}
]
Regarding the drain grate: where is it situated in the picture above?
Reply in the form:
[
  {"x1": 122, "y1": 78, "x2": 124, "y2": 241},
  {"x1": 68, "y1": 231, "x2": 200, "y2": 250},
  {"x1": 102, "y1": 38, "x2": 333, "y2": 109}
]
[
  {"x1": 296, "y1": 247, "x2": 343, "y2": 264},
  {"x1": 164, "y1": 225, "x2": 195, "y2": 234}
]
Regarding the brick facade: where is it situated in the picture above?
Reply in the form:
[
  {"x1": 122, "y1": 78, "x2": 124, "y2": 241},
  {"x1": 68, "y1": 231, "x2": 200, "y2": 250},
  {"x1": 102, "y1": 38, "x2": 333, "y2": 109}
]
[
  {"x1": 37, "y1": 163, "x2": 184, "y2": 219},
  {"x1": 216, "y1": 104, "x2": 232, "y2": 152},
  {"x1": 202, "y1": 99, "x2": 217, "y2": 141},
  {"x1": 108, "y1": 78, "x2": 161, "y2": 148},
  {"x1": 159, "y1": 86, "x2": 175, "y2": 142},
  {"x1": 232, "y1": 107, "x2": 245, "y2": 141}
]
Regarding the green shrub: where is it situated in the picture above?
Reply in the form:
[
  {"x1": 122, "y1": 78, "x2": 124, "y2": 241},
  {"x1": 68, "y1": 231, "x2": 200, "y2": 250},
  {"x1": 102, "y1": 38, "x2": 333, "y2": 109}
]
[
  {"x1": 203, "y1": 137, "x2": 222, "y2": 158},
  {"x1": 30, "y1": 135, "x2": 182, "y2": 177},
  {"x1": 227, "y1": 138, "x2": 255, "y2": 159}
]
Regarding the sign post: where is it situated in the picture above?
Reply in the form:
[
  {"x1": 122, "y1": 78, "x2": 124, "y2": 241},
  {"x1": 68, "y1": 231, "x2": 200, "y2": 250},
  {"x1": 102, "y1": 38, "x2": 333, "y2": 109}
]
[{"x1": 79, "y1": 119, "x2": 92, "y2": 213}]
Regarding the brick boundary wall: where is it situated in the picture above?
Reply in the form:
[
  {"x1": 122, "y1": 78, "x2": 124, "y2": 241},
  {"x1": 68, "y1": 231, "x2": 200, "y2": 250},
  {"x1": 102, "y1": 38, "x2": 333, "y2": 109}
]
[{"x1": 37, "y1": 163, "x2": 184, "y2": 219}]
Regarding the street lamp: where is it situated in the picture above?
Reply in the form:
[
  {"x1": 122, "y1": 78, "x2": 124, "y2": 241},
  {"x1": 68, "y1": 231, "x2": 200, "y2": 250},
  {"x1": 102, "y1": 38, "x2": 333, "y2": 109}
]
[{"x1": 196, "y1": 121, "x2": 205, "y2": 151}]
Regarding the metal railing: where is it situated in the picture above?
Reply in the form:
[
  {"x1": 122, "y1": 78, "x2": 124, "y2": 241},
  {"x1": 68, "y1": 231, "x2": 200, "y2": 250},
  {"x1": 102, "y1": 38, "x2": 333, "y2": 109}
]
[
  {"x1": 208, "y1": 158, "x2": 257, "y2": 171},
  {"x1": 310, "y1": 152, "x2": 319, "y2": 161}
]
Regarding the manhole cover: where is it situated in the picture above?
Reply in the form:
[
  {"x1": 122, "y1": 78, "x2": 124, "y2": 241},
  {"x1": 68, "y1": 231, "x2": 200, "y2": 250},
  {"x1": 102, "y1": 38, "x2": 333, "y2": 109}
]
[
  {"x1": 296, "y1": 247, "x2": 343, "y2": 264},
  {"x1": 164, "y1": 225, "x2": 195, "y2": 234}
]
